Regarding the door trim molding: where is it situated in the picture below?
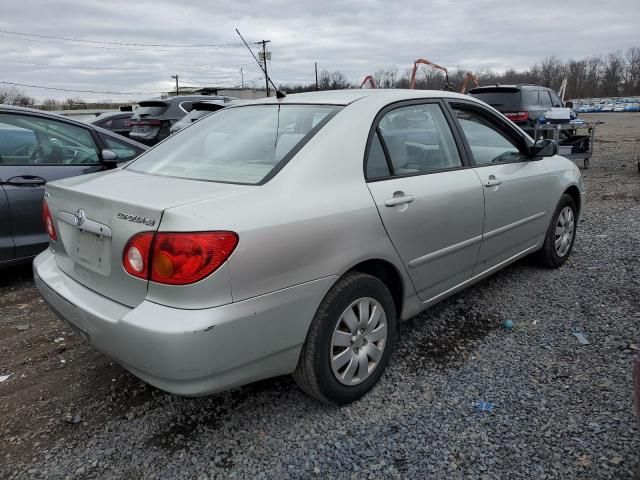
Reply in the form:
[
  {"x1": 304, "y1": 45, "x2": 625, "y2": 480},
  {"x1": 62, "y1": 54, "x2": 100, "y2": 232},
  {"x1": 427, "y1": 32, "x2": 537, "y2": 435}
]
[
  {"x1": 420, "y1": 243, "x2": 539, "y2": 306},
  {"x1": 483, "y1": 211, "x2": 546, "y2": 240},
  {"x1": 408, "y1": 234, "x2": 482, "y2": 269}
]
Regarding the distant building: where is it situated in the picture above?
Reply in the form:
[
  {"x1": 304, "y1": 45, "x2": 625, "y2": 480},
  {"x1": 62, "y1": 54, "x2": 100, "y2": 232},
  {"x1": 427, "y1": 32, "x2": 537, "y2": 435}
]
[{"x1": 164, "y1": 87, "x2": 272, "y2": 100}]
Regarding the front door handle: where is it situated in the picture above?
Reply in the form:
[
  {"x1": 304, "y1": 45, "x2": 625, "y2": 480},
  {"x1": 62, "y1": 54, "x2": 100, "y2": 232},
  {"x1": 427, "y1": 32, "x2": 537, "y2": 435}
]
[
  {"x1": 5, "y1": 176, "x2": 46, "y2": 187},
  {"x1": 484, "y1": 175, "x2": 502, "y2": 187},
  {"x1": 385, "y1": 193, "x2": 415, "y2": 207}
]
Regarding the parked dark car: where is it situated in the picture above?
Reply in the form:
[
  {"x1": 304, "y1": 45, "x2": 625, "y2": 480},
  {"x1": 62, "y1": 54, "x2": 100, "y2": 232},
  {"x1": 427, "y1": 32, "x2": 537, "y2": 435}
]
[
  {"x1": 88, "y1": 111, "x2": 134, "y2": 137},
  {"x1": 468, "y1": 84, "x2": 571, "y2": 134},
  {"x1": 130, "y1": 95, "x2": 235, "y2": 145},
  {"x1": 169, "y1": 98, "x2": 237, "y2": 134},
  {"x1": 0, "y1": 105, "x2": 147, "y2": 267}
]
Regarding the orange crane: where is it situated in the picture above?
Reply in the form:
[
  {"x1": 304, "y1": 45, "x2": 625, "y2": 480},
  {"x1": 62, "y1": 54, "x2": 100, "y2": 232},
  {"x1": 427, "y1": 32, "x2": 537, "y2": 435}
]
[
  {"x1": 360, "y1": 75, "x2": 377, "y2": 88},
  {"x1": 460, "y1": 72, "x2": 480, "y2": 94},
  {"x1": 409, "y1": 58, "x2": 452, "y2": 90}
]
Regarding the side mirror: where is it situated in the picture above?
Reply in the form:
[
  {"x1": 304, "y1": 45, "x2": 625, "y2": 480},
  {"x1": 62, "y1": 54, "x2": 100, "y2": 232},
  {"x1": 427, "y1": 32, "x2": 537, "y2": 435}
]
[
  {"x1": 101, "y1": 149, "x2": 119, "y2": 163},
  {"x1": 565, "y1": 101, "x2": 574, "y2": 109},
  {"x1": 531, "y1": 138, "x2": 557, "y2": 158}
]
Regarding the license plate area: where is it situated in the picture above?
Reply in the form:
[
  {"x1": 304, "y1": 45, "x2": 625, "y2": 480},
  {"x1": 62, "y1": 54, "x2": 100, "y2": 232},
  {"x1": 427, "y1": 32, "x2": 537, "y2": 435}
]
[
  {"x1": 57, "y1": 213, "x2": 112, "y2": 276},
  {"x1": 72, "y1": 229, "x2": 111, "y2": 275}
]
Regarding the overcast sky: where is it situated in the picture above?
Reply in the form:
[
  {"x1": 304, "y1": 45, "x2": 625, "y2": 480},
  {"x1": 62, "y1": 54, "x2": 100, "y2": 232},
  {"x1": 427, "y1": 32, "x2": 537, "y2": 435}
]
[{"x1": 1, "y1": 0, "x2": 639, "y2": 101}]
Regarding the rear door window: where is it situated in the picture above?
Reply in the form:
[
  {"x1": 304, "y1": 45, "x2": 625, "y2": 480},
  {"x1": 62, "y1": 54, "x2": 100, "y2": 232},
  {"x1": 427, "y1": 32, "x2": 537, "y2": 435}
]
[
  {"x1": 522, "y1": 90, "x2": 539, "y2": 105},
  {"x1": 373, "y1": 103, "x2": 462, "y2": 176}
]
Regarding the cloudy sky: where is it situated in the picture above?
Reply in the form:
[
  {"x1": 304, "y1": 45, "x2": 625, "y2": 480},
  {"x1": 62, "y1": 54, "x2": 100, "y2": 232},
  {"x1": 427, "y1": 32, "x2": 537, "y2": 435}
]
[{"x1": 1, "y1": 0, "x2": 639, "y2": 101}]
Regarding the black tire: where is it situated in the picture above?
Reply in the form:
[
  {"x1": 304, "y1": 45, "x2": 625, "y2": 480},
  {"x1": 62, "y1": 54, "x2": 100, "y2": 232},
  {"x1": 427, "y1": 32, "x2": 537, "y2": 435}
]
[
  {"x1": 536, "y1": 194, "x2": 578, "y2": 268},
  {"x1": 293, "y1": 272, "x2": 397, "y2": 404}
]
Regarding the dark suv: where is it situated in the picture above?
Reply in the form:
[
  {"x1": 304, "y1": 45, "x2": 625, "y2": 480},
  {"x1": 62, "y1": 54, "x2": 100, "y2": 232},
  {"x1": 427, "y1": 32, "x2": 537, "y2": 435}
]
[
  {"x1": 130, "y1": 95, "x2": 234, "y2": 145},
  {"x1": 468, "y1": 85, "x2": 569, "y2": 134}
]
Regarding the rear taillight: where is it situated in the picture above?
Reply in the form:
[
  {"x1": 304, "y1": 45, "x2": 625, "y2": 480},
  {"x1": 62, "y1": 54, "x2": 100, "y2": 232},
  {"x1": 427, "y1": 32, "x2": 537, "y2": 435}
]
[
  {"x1": 122, "y1": 232, "x2": 154, "y2": 279},
  {"x1": 123, "y1": 231, "x2": 238, "y2": 285},
  {"x1": 41, "y1": 200, "x2": 57, "y2": 241},
  {"x1": 504, "y1": 112, "x2": 529, "y2": 122}
]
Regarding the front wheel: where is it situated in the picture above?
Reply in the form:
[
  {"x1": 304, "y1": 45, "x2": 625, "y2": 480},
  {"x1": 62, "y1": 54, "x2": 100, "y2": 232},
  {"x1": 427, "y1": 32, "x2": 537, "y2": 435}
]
[
  {"x1": 536, "y1": 194, "x2": 578, "y2": 268},
  {"x1": 293, "y1": 272, "x2": 397, "y2": 404}
]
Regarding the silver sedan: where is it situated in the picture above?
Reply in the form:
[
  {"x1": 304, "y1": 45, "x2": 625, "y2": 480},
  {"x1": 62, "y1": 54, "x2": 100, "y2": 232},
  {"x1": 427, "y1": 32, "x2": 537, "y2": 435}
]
[{"x1": 34, "y1": 90, "x2": 583, "y2": 403}]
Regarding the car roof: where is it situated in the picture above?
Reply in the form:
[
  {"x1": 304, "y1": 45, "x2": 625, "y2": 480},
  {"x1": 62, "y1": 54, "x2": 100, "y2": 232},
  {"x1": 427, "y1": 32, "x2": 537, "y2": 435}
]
[{"x1": 239, "y1": 89, "x2": 481, "y2": 106}]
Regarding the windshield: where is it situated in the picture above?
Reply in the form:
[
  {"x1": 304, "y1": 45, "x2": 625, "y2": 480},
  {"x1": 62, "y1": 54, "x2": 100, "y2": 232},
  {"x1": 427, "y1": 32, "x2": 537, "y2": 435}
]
[{"x1": 128, "y1": 104, "x2": 341, "y2": 184}]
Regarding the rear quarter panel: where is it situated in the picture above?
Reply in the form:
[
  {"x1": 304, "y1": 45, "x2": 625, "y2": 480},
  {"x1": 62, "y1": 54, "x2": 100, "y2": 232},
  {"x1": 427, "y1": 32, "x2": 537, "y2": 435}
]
[{"x1": 159, "y1": 97, "x2": 415, "y2": 309}]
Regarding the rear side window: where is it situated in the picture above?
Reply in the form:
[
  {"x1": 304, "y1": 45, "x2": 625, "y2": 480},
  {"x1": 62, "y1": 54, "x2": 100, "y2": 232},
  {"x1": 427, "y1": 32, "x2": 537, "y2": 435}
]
[
  {"x1": 128, "y1": 104, "x2": 341, "y2": 184},
  {"x1": 522, "y1": 90, "x2": 539, "y2": 105},
  {"x1": 375, "y1": 103, "x2": 461, "y2": 176},
  {"x1": 366, "y1": 132, "x2": 391, "y2": 179}
]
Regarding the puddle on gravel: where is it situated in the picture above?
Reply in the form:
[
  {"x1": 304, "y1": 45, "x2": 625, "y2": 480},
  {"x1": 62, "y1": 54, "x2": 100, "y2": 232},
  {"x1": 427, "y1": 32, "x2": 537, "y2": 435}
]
[{"x1": 397, "y1": 300, "x2": 500, "y2": 370}]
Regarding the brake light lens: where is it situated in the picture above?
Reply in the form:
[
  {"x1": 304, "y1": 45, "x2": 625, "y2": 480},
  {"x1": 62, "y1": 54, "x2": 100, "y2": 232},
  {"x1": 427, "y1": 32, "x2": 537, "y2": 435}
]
[
  {"x1": 41, "y1": 200, "x2": 57, "y2": 241},
  {"x1": 504, "y1": 111, "x2": 529, "y2": 122},
  {"x1": 123, "y1": 231, "x2": 238, "y2": 285}
]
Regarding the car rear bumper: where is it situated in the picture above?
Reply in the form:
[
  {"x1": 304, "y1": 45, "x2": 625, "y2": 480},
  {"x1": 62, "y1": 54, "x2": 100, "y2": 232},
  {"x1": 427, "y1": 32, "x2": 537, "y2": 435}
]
[{"x1": 34, "y1": 249, "x2": 336, "y2": 396}]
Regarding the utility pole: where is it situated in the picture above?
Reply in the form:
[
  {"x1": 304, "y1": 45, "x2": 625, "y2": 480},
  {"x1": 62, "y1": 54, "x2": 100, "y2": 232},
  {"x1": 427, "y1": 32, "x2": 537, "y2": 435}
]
[
  {"x1": 315, "y1": 62, "x2": 319, "y2": 91},
  {"x1": 256, "y1": 39, "x2": 271, "y2": 97},
  {"x1": 240, "y1": 67, "x2": 244, "y2": 88},
  {"x1": 171, "y1": 75, "x2": 179, "y2": 96}
]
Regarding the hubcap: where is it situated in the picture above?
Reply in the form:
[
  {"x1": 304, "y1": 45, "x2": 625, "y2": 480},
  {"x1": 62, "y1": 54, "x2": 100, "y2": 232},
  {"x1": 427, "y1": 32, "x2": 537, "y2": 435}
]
[
  {"x1": 330, "y1": 297, "x2": 388, "y2": 386},
  {"x1": 555, "y1": 206, "x2": 575, "y2": 257}
]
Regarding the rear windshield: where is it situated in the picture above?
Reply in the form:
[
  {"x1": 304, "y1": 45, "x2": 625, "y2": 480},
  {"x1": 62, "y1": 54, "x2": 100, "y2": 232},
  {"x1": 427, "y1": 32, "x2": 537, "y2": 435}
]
[
  {"x1": 135, "y1": 103, "x2": 169, "y2": 117},
  {"x1": 128, "y1": 104, "x2": 341, "y2": 185},
  {"x1": 184, "y1": 110, "x2": 215, "y2": 122},
  {"x1": 469, "y1": 89, "x2": 521, "y2": 110}
]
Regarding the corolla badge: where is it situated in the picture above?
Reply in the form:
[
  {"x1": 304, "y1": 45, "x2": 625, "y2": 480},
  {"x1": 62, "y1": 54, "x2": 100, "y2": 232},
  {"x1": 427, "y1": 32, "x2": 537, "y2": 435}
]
[
  {"x1": 117, "y1": 212, "x2": 156, "y2": 226},
  {"x1": 74, "y1": 209, "x2": 86, "y2": 227}
]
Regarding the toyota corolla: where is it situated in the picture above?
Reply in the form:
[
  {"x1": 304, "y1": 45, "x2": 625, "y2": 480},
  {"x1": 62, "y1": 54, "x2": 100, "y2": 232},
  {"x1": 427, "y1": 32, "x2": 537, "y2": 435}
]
[{"x1": 34, "y1": 90, "x2": 583, "y2": 404}]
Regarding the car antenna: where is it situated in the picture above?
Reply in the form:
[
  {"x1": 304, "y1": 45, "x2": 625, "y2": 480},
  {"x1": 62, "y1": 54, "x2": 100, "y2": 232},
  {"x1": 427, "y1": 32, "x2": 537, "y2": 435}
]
[{"x1": 235, "y1": 28, "x2": 286, "y2": 99}]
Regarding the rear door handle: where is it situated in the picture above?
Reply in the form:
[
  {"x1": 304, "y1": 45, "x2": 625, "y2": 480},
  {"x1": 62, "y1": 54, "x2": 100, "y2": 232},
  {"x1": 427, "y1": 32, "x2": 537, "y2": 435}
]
[
  {"x1": 484, "y1": 175, "x2": 502, "y2": 187},
  {"x1": 385, "y1": 194, "x2": 415, "y2": 207},
  {"x1": 5, "y1": 176, "x2": 46, "y2": 187}
]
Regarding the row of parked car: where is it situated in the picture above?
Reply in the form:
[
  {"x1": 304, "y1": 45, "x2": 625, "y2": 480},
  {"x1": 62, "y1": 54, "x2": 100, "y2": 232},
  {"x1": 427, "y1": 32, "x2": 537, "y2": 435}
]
[
  {"x1": 575, "y1": 102, "x2": 640, "y2": 113},
  {"x1": 90, "y1": 95, "x2": 237, "y2": 144}
]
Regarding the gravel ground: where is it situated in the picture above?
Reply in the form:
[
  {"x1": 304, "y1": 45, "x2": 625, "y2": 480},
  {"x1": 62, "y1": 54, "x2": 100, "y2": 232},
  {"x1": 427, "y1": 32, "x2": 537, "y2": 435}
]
[{"x1": 1, "y1": 113, "x2": 639, "y2": 479}]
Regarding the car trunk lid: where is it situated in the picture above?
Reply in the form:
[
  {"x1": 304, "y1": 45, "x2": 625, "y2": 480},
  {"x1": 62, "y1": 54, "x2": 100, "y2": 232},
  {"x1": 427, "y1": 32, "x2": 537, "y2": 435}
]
[{"x1": 45, "y1": 169, "x2": 249, "y2": 307}]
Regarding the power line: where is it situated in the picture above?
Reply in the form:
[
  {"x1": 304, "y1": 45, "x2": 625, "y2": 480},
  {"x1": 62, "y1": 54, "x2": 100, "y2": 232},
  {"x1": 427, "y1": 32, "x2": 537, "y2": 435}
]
[
  {"x1": 0, "y1": 81, "x2": 165, "y2": 95},
  {"x1": 0, "y1": 78, "x2": 268, "y2": 96},
  {"x1": 0, "y1": 33, "x2": 241, "y2": 52},
  {"x1": 0, "y1": 29, "x2": 246, "y2": 48},
  {"x1": 0, "y1": 59, "x2": 253, "y2": 72}
]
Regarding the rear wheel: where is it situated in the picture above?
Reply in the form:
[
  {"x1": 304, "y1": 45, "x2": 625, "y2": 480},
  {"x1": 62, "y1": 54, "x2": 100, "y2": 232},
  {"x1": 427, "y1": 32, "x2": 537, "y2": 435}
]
[
  {"x1": 536, "y1": 194, "x2": 577, "y2": 268},
  {"x1": 293, "y1": 272, "x2": 397, "y2": 404}
]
